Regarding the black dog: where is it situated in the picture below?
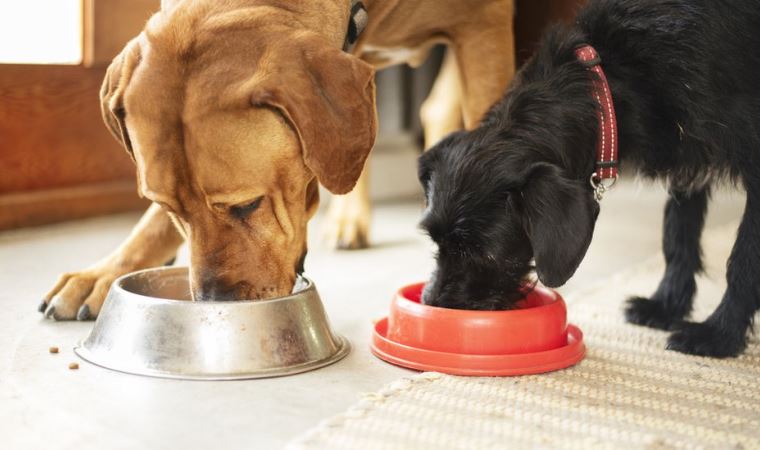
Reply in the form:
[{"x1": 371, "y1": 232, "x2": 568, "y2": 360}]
[{"x1": 418, "y1": 0, "x2": 760, "y2": 357}]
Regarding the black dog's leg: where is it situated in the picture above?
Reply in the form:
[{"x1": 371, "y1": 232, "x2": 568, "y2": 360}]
[
  {"x1": 625, "y1": 189, "x2": 708, "y2": 330},
  {"x1": 667, "y1": 186, "x2": 760, "y2": 357}
]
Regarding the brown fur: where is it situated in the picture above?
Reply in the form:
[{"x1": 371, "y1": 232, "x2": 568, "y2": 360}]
[{"x1": 41, "y1": 0, "x2": 515, "y2": 317}]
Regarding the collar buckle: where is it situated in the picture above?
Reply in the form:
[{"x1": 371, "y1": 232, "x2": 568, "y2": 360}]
[{"x1": 589, "y1": 172, "x2": 618, "y2": 202}]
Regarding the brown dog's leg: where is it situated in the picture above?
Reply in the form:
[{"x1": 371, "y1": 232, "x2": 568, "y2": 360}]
[
  {"x1": 323, "y1": 169, "x2": 371, "y2": 250},
  {"x1": 420, "y1": 49, "x2": 464, "y2": 149},
  {"x1": 452, "y1": 4, "x2": 516, "y2": 128},
  {"x1": 40, "y1": 203, "x2": 184, "y2": 320}
]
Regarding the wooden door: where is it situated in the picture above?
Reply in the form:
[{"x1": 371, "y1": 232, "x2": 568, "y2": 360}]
[{"x1": 0, "y1": 0, "x2": 159, "y2": 230}]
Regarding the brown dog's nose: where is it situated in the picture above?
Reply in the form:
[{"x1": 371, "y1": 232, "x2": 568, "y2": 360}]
[
  {"x1": 193, "y1": 271, "x2": 240, "y2": 301},
  {"x1": 195, "y1": 282, "x2": 235, "y2": 301}
]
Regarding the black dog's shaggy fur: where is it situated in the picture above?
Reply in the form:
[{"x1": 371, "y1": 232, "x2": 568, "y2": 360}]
[{"x1": 418, "y1": 0, "x2": 760, "y2": 357}]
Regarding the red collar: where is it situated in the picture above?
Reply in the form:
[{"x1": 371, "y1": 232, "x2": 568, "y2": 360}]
[{"x1": 574, "y1": 45, "x2": 619, "y2": 199}]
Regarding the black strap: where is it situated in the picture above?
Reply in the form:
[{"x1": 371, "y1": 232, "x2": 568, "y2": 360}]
[{"x1": 344, "y1": 1, "x2": 368, "y2": 51}]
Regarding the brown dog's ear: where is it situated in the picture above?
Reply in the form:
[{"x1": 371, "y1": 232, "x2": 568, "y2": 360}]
[
  {"x1": 100, "y1": 37, "x2": 142, "y2": 160},
  {"x1": 250, "y1": 31, "x2": 377, "y2": 194},
  {"x1": 521, "y1": 163, "x2": 600, "y2": 287}
]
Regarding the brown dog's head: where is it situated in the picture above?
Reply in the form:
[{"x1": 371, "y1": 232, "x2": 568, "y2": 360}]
[{"x1": 100, "y1": 2, "x2": 377, "y2": 300}]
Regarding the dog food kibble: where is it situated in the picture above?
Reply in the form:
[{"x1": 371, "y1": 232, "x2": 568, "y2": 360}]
[
  {"x1": 49, "y1": 346, "x2": 59, "y2": 354},
  {"x1": 68, "y1": 362, "x2": 79, "y2": 370}
]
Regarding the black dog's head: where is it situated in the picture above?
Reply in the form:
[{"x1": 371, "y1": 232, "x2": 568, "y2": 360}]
[
  {"x1": 418, "y1": 24, "x2": 606, "y2": 310},
  {"x1": 418, "y1": 128, "x2": 600, "y2": 310}
]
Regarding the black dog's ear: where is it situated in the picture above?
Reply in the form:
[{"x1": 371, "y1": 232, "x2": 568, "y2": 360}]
[{"x1": 521, "y1": 163, "x2": 599, "y2": 287}]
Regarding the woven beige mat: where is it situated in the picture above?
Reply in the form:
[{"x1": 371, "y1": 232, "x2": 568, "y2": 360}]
[{"x1": 289, "y1": 222, "x2": 760, "y2": 450}]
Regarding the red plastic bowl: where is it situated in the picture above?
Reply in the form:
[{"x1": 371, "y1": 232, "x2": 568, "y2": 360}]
[{"x1": 371, "y1": 282, "x2": 586, "y2": 376}]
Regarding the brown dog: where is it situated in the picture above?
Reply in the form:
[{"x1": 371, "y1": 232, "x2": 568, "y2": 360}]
[{"x1": 39, "y1": 0, "x2": 515, "y2": 320}]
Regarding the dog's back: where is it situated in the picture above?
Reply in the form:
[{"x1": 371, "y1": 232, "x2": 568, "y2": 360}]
[
  {"x1": 575, "y1": 0, "x2": 760, "y2": 186},
  {"x1": 580, "y1": 0, "x2": 760, "y2": 94}
]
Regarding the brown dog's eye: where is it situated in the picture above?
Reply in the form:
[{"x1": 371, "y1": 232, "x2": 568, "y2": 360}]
[{"x1": 230, "y1": 196, "x2": 264, "y2": 220}]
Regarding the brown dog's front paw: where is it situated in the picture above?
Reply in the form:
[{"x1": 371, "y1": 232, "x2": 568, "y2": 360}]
[
  {"x1": 39, "y1": 267, "x2": 122, "y2": 321},
  {"x1": 322, "y1": 194, "x2": 371, "y2": 250}
]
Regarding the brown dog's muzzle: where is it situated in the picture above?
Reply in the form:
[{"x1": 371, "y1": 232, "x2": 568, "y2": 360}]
[
  {"x1": 188, "y1": 235, "x2": 302, "y2": 301},
  {"x1": 193, "y1": 272, "x2": 264, "y2": 302},
  {"x1": 190, "y1": 264, "x2": 297, "y2": 302},
  {"x1": 181, "y1": 207, "x2": 303, "y2": 301},
  {"x1": 191, "y1": 249, "x2": 308, "y2": 302}
]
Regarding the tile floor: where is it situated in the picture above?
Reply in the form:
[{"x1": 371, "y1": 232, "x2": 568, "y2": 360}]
[{"x1": 0, "y1": 181, "x2": 745, "y2": 449}]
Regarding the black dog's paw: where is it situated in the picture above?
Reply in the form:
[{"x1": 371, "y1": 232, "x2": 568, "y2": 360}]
[
  {"x1": 624, "y1": 297, "x2": 682, "y2": 330},
  {"x1": 666, "y1": 321, "x2": 746, "y2": 358}
]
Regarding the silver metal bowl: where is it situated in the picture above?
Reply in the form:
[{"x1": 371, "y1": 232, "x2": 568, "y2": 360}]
[{"x1": 75, "y1": 267, "x2": 349, "y2": 380}]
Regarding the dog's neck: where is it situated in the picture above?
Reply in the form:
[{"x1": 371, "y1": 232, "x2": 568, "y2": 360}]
[
  {"x1": 571, "y1": 3, "x2": 709, "y2": 185},
  {"x1": 480, "y1": 28, "x2": 601, "y2": 181},
  {"x1": 490, "y1": 21, "x2": 686, "y2": 186}
]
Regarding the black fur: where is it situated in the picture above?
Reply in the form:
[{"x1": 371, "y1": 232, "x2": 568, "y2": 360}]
[{"x1": 418, "y1": 0, "x2": 760, "y2": 357}]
